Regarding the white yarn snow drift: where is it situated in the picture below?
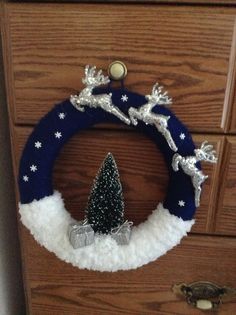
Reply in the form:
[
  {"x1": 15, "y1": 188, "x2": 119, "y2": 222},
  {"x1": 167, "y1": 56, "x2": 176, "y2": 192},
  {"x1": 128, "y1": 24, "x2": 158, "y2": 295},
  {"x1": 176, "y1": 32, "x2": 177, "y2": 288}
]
[{"x1": 19, "y1": 191, "x2": 194, "y2": 272}]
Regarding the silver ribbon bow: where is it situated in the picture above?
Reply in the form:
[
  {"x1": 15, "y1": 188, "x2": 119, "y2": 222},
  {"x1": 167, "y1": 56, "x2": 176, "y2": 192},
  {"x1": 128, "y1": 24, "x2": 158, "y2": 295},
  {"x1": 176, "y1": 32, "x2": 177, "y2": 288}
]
[
  {"x1": 69, "y1": 219, "x2": 91, "y2": 234},
  {"x1": 111, "y1": 220, "x2": 133, "y2": 235}
]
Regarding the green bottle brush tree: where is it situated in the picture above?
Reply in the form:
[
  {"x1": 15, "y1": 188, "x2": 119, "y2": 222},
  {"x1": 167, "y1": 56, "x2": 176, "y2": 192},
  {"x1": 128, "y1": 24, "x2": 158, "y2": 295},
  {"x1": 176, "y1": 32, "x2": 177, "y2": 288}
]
[{"x1": 85, "y1": 153, "x2": 125, "y2": 234}]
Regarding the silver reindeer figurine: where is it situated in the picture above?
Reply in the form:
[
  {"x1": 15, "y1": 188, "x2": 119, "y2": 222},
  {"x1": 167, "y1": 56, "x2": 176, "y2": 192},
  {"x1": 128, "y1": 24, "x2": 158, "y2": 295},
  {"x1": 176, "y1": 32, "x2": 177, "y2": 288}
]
[
  {"x1": 128, "y1": 83, "x2": 177, "y2": 152},
  {"x1": 172, "y1": 141, "x2": 217, "y2": 207},
  {"x1": 70, "y1": 65, "x2": 130, "y2": 125}
]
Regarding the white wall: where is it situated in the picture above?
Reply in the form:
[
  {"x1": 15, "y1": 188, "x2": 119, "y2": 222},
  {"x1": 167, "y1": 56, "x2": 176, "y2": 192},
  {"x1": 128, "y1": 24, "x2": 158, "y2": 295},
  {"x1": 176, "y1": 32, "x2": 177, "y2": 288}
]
[{"x1": 0, "y1": 31, "x2": 25, "y2": 315}]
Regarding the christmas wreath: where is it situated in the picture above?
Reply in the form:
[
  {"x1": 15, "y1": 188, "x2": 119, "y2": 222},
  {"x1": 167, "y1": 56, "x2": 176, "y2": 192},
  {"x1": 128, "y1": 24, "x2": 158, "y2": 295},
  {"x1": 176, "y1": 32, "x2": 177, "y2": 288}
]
[{"x1": 18, "y1": 65, "x2": 217, "y2": 272}]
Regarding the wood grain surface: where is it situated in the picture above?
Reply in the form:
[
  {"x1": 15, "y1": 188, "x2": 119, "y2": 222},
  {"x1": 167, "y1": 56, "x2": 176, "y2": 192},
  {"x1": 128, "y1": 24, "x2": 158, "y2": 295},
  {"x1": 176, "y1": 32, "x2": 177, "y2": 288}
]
[
  {"x1": 2, "y1": 3, "x2": 236, "y2": 132},
  {"x1": 230, "y1": 98, "x2": 236, "y2": 132},
  {"x1": 224, "y1": 20, "x2": 236, "y2": 133},
  {"x1": 2, "y1": 2, "x2": 236, "y2": 314},
  {"x1": 215, "y1": 136, "x2": 236, "y2": 235},
  {"x1": 10, "y1": 0, "x2": 236, "y2": 5}
]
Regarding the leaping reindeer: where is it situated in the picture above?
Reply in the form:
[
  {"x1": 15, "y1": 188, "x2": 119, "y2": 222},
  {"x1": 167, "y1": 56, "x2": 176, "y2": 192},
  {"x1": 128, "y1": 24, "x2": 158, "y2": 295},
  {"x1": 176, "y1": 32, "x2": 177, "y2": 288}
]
[
  {"x1": 70, "y1": 65, "x2": 130, "y2": 125},
  {"x1": 128, "y1": 83, "x2": 177, "y2": 152},
  {"x1": 172, "y1": 141, "x2": 217, "y2": 207}
]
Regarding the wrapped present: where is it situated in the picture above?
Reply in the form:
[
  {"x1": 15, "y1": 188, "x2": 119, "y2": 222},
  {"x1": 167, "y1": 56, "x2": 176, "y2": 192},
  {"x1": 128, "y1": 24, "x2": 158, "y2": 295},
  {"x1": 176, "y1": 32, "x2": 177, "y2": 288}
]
[
  {"x1": 111, "y1": 220, "x2": 133, "y2": 245},
  {"x1": 68, "y1": 219, "x2": 94, "y2": 249}
]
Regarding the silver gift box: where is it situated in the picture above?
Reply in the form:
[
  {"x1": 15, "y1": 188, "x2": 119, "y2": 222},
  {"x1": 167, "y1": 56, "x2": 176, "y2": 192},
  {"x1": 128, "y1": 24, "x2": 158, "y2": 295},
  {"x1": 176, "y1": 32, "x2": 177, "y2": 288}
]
[
  {"x1": 68, "y1": 220, "x2": 94, "y2": 249},
  {"x1": 111, "y1": 220, "x2": 133, "y2": 245}
]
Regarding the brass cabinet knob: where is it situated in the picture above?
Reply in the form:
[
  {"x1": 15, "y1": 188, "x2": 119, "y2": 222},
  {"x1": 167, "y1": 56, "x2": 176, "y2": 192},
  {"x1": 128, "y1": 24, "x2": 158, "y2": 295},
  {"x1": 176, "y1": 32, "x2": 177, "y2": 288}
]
[
  {"x1": 108, "y1": 61, "x2": 127, "y2": 80},
  {"x1": 173, "y1": 281, "x2": 236, "y2": 311}
]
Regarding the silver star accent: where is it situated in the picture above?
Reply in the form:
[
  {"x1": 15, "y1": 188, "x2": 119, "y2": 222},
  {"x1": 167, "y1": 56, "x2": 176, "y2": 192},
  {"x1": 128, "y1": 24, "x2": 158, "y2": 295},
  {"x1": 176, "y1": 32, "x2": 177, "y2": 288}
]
[
  {"x1": 54, "y1": 131, "x2": 62, "y2": 139},
  {"x1": 180, "y1": 133, "x2": 186, "y2": 140},
  {"x1": 23, "y1": 175, "x2": 29, "y2": 182},
  {"x1": 58, "y1": 112, "x2": 66, "y2": 119},
  {"x1": 121, "y1": 95, "x2": 128, "y2": 102},
  {"x1": 30, "y1": 165, "x2": 37, "y2": 172},
  {"x1": 35, "y1": 141, "x2": 42, "y2": 149},
  {"x1": 178, "y1": 200, "x2": 185, "y2": 207}
]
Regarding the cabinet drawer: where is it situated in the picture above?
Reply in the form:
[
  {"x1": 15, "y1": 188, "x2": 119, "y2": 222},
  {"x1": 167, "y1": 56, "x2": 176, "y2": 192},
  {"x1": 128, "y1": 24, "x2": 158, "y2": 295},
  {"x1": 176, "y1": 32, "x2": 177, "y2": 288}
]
[
  {"x1": 215, "y1": 137, "x2": 236, "y2": 235},
  {"x1": 20, "y1": 225, "x2": 236, "y2": 315},
  {"x1": 3, "y1": 3, "x2": 236, "y2": 132},
  {"x1": 14, "y1": 127, "x2": 223, "y2": 235}
]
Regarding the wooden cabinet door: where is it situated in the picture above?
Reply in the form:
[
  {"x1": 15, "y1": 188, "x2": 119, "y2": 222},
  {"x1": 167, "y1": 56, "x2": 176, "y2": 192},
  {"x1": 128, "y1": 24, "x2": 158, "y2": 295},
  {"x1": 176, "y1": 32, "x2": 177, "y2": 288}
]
[{"x1": 2, "y1": 2, "x2": 236, "y2": 314}]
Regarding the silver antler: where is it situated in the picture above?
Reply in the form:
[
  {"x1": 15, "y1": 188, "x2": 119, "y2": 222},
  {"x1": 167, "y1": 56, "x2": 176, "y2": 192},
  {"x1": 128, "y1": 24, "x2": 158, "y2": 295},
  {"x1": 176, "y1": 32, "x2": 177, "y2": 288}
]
[
  {"x1": 82, "y1": 65, "x2": 110, "y2": 87},
  {"x1": 146, "y1": 83, "x2": 172, "y2": 105},
  {"x1": 194, "y1": 141, "x2": 218, "y2": 163}
]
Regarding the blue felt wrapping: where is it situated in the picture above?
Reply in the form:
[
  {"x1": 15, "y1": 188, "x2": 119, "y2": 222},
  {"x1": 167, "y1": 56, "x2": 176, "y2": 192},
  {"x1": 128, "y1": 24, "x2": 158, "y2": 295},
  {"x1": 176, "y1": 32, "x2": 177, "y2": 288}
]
[{"x1": 18, "y1": 86, "x2": 199, "y2": 220}]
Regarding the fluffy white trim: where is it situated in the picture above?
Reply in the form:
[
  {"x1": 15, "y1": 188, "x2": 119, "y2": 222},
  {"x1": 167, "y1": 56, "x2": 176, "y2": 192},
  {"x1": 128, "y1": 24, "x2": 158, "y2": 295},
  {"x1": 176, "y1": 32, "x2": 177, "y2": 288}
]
[{"x1": 19, "y1": 191, "x2": 194, "y2": 272}]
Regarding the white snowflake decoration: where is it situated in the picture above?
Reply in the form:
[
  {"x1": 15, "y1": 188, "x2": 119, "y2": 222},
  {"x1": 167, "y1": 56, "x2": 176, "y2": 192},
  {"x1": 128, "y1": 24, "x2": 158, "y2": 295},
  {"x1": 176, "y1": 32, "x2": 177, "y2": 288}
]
[
  {"x1": 58, "y1": 112, "x2": 66, "y2": 119},
  {"x1": 30, "y1": 165, "x2": 37, "y2": 172},
  {"x1": 55, "y1": 131, "x2": 62, "y2": 139},
  {"x1": 23, "y1": 175, "x2": 29, "y2": 182},
  {"x1": 35, "y1": 141, "x2": 42, "y2": 149},
  {"x1": 121, "y1": 95, "x2": 128, "y2": 102},
  {"x1": 178, "y1": 200, "x2": 185, "y2": 207}
]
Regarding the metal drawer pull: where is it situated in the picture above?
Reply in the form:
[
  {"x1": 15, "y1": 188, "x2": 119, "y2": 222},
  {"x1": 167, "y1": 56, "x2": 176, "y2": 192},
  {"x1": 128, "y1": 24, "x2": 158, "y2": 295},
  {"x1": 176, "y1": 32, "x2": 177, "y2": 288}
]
[{"x1": 173, "y1": 281, "x2": 236, "y2": 310}]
